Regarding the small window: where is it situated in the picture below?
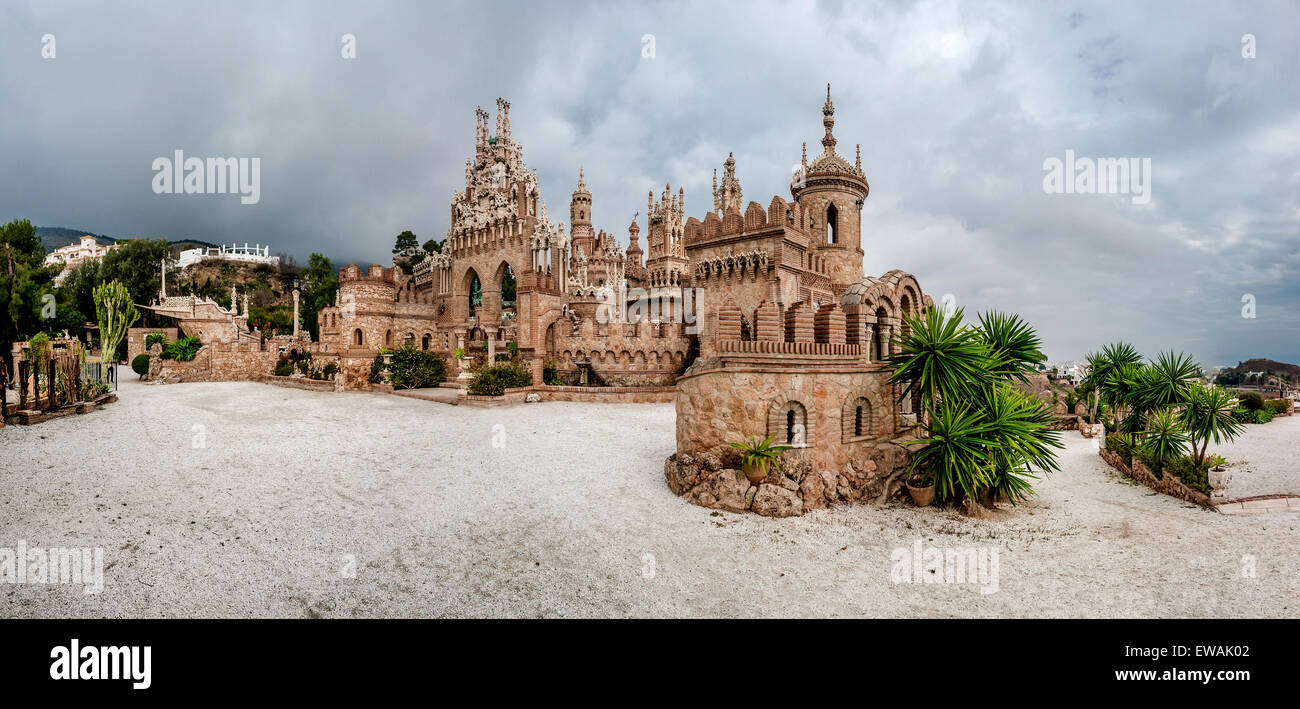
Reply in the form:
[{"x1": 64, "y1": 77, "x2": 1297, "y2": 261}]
[
  {"x1": 354, "y1": 329, "x2": 364, "y2": 346},
  {"x1": 827, "y1": 203, "x2": 838, "y2": 244}
]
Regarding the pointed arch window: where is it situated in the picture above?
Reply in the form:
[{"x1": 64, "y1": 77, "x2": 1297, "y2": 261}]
[{"x1": 827, "y1": 203, "x2": 838, "y2": 244}]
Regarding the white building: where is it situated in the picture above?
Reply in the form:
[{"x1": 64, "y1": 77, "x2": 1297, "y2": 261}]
[
  {"x1": 44, "y1": 235, "x2": 118, "y2": 285},
  {"x1": 176, "y1": 243, "x2": 280, "y2": 269}
]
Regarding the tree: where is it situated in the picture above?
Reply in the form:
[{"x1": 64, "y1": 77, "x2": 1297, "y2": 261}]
[
  {"x1": 1, "y1": 219, "x2": 60, "y2": 361},
  {"x1": 1179, "y1": 381, "x2": 1246, "y2": 468},
  {"x1": 299, "y1": 253, "x2": 338, "y2": 339},
  {"x1": 93, "y1": 280, "x2": 140, "y2": 364},
  {"x1": 393, "y1": 230, "x2": 419, "y2": 255},
  {"x1": 97, "y1": 238, "x2": 171, "y2": 324},
  {"x1": 887, "y1": 307, "x2": 1062, "y2": 505},
  {"x1": 423, "y1": 238, "x2": 442, "y2": 254},
  {"x1": 1080, "y1": 342, "x2": 1141, "y2": 425}
]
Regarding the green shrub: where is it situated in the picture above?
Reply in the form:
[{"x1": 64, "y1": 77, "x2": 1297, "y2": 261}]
[
  {"x1": 1164, "y1": 454, "x2": 1210, "y2": 494},
  {"x1": 387, "y1": 345, "x2": 445, "y2": 389},
  {"x1": 467, "y1": 362, "x2": 533, "y2": 396},
  {"x1": 131, "y1": 353, "x2": 150, "y2": 379},
  {"x1": 144, "y1": 331, "x2": 167, "y2": 350},
  {"x1": 322, "y1": 362, "x2": 339, "y2": 380},
  {"x1": 296, "y1": 357, "x2": 312, "y2": 375},
  {"x1": 1230, "y1": 406, "x2": 1252, "y2": 423},
  {"x1": 163, "y1": 335, "x2": 202, "y2": 362},
  {"x1": 542, "y1": 356, "x2": 561, "y2": 386},
  {"x1": 1253, "y1": 408, "x2": 1274, "y2": 424},
  {"x1": 1266, "y1": 399, "x2": 1291, "y2": 415},
  {"x1": 273, "y1": 359, "x2": 293, "y2": 376},
  {"x1": 1105, "y1": 432, "x2": 1135, "y2": 467},
  {"x1": 368, "y1": 355, "x2": 385, "y2": 384},
  {"x1": 1236, "y1": 391, "x2": 1265, "y2": 411}
]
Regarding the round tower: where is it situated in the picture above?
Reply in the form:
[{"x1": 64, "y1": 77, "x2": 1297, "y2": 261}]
[
  {"x1": 791, "y1": 84, "x2": 870, "y2": 289},
  {"x1": 569, "y1": 167, "x2": 595, "y2": 257}
]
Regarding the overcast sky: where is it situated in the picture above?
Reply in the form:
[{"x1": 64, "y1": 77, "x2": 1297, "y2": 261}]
[{"x1": 2, "y1": 0, "x2": 1297, "y2": 365}]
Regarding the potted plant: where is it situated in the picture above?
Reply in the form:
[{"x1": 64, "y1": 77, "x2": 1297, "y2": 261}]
[
  {"x1": 905, "y1": 469, "x2": 935, "y2": 507},
  {"x1": 727, "y1": 435, "x2": 792, "y2": 484},
  {"x1": 453, "y1": 347, "x2": 472, "y2": 380}
]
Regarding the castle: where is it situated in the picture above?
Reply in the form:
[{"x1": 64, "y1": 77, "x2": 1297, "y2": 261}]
[{"x1": 149, "y1": 87, "x2": 931, "y2": 515}]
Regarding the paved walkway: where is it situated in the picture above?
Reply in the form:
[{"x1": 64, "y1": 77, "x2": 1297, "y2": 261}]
[{"x1": 391, "y1": 387, "x2": 460, "y2": 405}]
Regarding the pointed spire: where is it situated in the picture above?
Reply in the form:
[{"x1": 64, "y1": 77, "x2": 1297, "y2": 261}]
[
  {"x1": 801, "y1": 142, "x2": 808, "y2": 169},
  {"x1": 578, "y1": 166, "x2": 586, "y2": 190},
  {"x1": 855, "y1": 144, "x2": 861, "y2": 172},
  {"x1": 821, "y1": 83, "x2": 837, "y2": 154}
]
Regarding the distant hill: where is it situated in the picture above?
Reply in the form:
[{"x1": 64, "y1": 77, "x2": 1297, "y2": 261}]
[
  {"x1": 37, "y1": 226, "x2": 218, "y2": 255},
  {"x1": 1214, "y1": 358, "x2": 1300, "y2": 387}
]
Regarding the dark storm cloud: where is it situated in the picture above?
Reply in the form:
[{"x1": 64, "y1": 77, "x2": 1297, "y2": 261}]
[{"x1": 2, "y1": 0, "x2": 1296, "y2": 365}]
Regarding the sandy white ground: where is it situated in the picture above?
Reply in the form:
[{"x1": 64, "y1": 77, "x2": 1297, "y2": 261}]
[
  {"x1": 1207, "y1": 414, "x2": 1300, "y2": 500},
  {"x1": 2, "y1": 378, "x2": 1296, "y2": 618}
]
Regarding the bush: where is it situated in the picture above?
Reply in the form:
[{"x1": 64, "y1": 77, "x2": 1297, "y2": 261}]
[
  {"x1": 1266, "y1": 399, "x2": 1291, "y2": 415},
  {"x1": 163, "y1": 335, "x2": 202, "y2": 362},
  {"x1": 1164, "y1": 454, "x2": 1210, "y2": 494},
  {"x1": 1253, "y1": 408, "x2": 1274, "y2": 424},
  {"x1": 1236, "y1": 391, "x2": 1265, "y2": 411},
  {"x1": 322, "y1": 362, "x2": 338, "y2": 380},
  {"x1": 467, "y1": 362, "x2": 533, "y2": 396},
  {"x1": 273, "y1": 359, "x2": 293, "y2": 377},
  {"x1": 1105, "y1": 432, "x2": 1135, "y2": 467},
  {"x1": 145, "y1": 331, "x2": 167, "y2": 350},
  {"x1": 368, "y1": 355, "x2": 385, "y2": 384},
  {"x1": 542, "y1": 356, "x2": 561, "y2": 386},
  {"x1": 387, "y1": 345, "x2": 445, "y2": 389},
  {"x1": 1230, "y1": 406, "x2": 1252, "y2": 424},
  {"x1": 131, "y1": 354, "x2": 150, "y2": 379}
]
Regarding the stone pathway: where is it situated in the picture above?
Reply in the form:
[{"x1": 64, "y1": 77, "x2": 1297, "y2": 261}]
[
  {"x1": 1215, "y1": 495, "x2": 1300, "y2": 515},
  {"x1": 390, "y1": 387, "x2": 460, "y2": 405}
]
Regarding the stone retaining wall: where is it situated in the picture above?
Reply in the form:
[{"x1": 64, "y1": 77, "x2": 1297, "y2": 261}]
[{"x1": 1098, "y1": 448, "x2": 1212, "y2": 507}]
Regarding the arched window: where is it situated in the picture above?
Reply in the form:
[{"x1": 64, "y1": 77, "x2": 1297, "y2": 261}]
[
  {"x1": 843, "y1": 396, "x2": 873, "y2": 442},
  {"x1": 421, "y1": 334, "x2": 431, "y2": 351},
  {"x1": 769, "y1": 399, "x2": 810, "y2": 447},
  {"x1": 354, "y1": 329, "x2": 364, "y2": 346},
  {"x1": 827, "y1": 203, "x2": 838, "y2": 244},
  {"x1": 384, "y1": 330, "x2": 393, "y2": 347}
]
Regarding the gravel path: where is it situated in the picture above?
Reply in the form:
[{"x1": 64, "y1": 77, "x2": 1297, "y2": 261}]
[
  {"x1": 1208, "y1": 414, "x2": 1300, "y2": 500},
  {"x1": 2, "y1": 378, "x2": 1297, "y2": 618}
]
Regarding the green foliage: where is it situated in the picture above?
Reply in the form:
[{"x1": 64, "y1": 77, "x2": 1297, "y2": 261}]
[
  {"x1": 93, "y1": 280, "x2": 140, "y2": 364},
  {"x1": 1138, "y1": 407, "x2": 1190, "y2": 471},
  {"x1": 1, "y1": 219, "x2": 60, "y2": 352},
  {"x1": 1265, "y1": 399, "x2": 1291, "y2": 415},
  {"x1": 386, "y1": 345, "x2": 446, "y2": 389},
  {"x1": 273, "y1": 359, "x2": 293, "y2": 376},
  {"x1": 27, "y1": 332, "x2": 51, "y2": 364},
  {"x1": 1105, "y1": 432, "x2": 1135, "y2": 467},
  {"x1": 145, "y1": 331, "x2": 167, "y2": 349},
  {"x1": 1230, "y1": 406, "x2": 1252, "y2": 423},
  {"x1": 369, "y1": 355, "x2": 385, "y2": 383},
  {"x1": 453, "y1": 347, "x2": 466, "y2": 361},
  {"x1": 727, "y1": 435, "x2": 792, "y2": 478},
  {"x1": 467, "y1": 361, "x2": 533, "y2": 396},
  {"x1": 300, "y1": 253, "x2": 339, "y2": 339},
  {"x1": 1163, "y1": 454, "x2": 1211, "y2": 494},
  {"x1": 1180, "y1": 381, "x2": 1247, "y2": 467},
  {"x1": 542, "y1": 355, "x2": 561, "y2": 386},
  {"x1": 163, "y1": 335, "x2": 201, "y2": 362},
  {"x1": 132, "y1": 353, "x2": 150, "y2": 378},
  {"x1": 1235, "y1": 391, "x2": 1265, "y2": 411},
  {"x1": 1252, "y1": 408, "x2": 1274, "y2": 424},
  {"x1": 889, "y1": 307, "x2": 1060, "y2": 505},
  {"x1": 1081, "y1": 342, "x2": 1142, "y2": 424}
]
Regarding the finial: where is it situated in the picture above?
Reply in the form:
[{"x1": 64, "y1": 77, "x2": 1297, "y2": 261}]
[{"x1": 856, "y1": 144, "x2": 861, "y2": 171}]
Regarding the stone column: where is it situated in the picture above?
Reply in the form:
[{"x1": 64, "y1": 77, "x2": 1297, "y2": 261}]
[
  {"x1": 864, "y1": 324, "x2": 875, "y2": 361},
  {"x1": 486, "y1": 327, "x2": 498, "y2": 362},
  {"x1": 880, "y1": 325, "x2": 892, "y2": 358},
  {"x1": 292, "y1": 288, "x2": 301, "y2": 339}
]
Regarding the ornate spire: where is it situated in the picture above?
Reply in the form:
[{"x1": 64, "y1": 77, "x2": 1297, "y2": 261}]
[
  {"x1": 713, "y1": 152, "x2": 742, "y2": 214},
  {"x1": 801, "y1": 142, "x2": 808, "y2": 170},
  {"x1": 855, "y1": 144, "x2": 861, "y2": 171},
  {"x1": 578, "y1": 166, "x2": 586, "y2": 191},
  {"x1": 821, "y1": 83, "x2": 837, "y2": 154}
]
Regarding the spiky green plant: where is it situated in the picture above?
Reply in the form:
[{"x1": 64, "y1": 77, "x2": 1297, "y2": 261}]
[
  {"x1": 93, "y1": 280, "x2": 139, "y2": 365},
  {"x1": 886, "y1": 306, "x2": 991, "y2": 411},
  {"x1": 976, "y1": 310, "x2": 1045, "y2": 385},
  {"x1": 728, "y1": 435, "x2": 793, "y2": 478},
  {"x1": 1139, "y1": 407, "x2": 1190, "y2": 469},
  {"x1": 1179, "y1": 382, "x2": 1246, "y2": 467},
  {"x1": 1081, "y1": 342, "x2": 1141, "y2": 425}
]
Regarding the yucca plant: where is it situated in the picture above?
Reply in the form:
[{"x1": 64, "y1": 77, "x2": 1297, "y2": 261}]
[
  {"x1": 1179, "y1": 381, "x2": 1245, "y2": 467},
  {"x1": 976, "y1": 310, "x2": 1045, "y2": 385},
  {"x1": 886, "y1": 306, "x2": 992, "y2": 412},
  {"x1": 728, "y1": 435, "x2": 792, "y2": 483},
  {"x1": 1139, "y1": 407, "x2": 1189, "y2": 470},
  {"x1": 1081, "y1": 342, "x2": 1141, "y2": 424}
]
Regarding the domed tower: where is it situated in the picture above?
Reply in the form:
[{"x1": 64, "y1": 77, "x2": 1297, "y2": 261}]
[
  {"x1": 569, "y1": 167, "x2": 595, "y2": 259},
  {"x1": 791, "y1": 84, "x2": 869, "y2": 291},
  {"x1": 626, "y1": 217, "x2": 643, "y2": 270}
]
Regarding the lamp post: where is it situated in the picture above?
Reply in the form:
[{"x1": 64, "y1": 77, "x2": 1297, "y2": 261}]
[{"x1": 292, "y1": 278, "x2": 301, "y2": 339}]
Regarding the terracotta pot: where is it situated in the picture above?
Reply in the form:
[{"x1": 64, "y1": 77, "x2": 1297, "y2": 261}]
[
  {"x1": 742, "y1": 460, "x2": 768, "y2": 485},
  {"x1": 906, "y1": 481, "x2": 934, "y2": 507}
]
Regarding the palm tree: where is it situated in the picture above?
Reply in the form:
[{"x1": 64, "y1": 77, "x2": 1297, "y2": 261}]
[
  {"x1": 1080, "y1": 342, "x2": 1141, "y2": 425},
  {"x1": 976, "y1": 310, "x2": 1045, "y2": 385},
  {"x1": 886, "y1": 306, "x2": 990, "y2": 412},
  {"x1": 1179, "y1": 381, "x2": 1246, "y2": 467}
]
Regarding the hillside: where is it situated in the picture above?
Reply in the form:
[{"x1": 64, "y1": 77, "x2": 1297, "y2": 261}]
[
  {"x1": 37, "y1": 225, "x2": 218, "y2": 256},
  {"x1": 1214, "y1": 358, "x2": 1300, "y2": 387}
]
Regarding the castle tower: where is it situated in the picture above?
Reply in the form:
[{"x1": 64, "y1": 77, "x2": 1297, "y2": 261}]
[
  {"x1": 570, "y1": 167, "x2": 595, "y2": 258},
  {"x1": 645, "y1": 184, "x2": 688, "y2": 289},
  {"x1": 713, "y1": 152, "x2": 743, "y2": 214},
  {"x1": 626, "y1": 217, "x2": 643, "y2": 269},
  {"x1": 791, "y1": 84, "x2": 870, "y2": 290}
]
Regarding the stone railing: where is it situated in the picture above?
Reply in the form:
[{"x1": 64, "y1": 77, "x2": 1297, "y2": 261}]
[{"x1": 717, "y1": 340, "x2": 860, "y2": 356}]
